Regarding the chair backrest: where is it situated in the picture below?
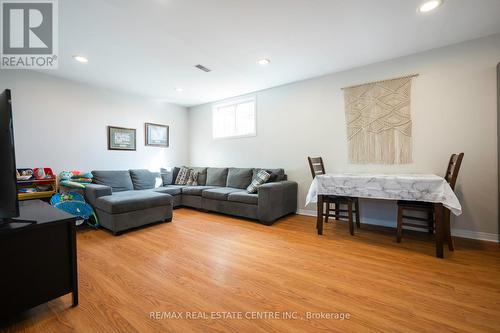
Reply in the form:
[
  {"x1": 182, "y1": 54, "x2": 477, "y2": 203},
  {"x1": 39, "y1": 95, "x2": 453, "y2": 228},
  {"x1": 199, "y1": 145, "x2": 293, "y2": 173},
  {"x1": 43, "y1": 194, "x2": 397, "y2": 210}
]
[
  {"x1": 444, "y1": 153, "x2": 464, "y2": 190},
  {"x1": 308, "y1": 157, "x2": 326, "y2": 179}
]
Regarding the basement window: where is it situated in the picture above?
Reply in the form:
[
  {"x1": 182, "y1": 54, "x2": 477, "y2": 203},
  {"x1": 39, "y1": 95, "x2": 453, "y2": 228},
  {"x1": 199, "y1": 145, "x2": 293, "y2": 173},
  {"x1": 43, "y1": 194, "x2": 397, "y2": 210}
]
[{"x1": 212, "y1": 97, "x2": 256, "y2": 139}]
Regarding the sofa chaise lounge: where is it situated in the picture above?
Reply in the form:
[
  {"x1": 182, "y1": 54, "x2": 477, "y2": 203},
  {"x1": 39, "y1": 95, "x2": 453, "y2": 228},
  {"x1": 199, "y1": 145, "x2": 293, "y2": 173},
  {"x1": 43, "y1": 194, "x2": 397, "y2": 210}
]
[{"x1": 84, "y1": 167, "x2": 298, "y2": 234}]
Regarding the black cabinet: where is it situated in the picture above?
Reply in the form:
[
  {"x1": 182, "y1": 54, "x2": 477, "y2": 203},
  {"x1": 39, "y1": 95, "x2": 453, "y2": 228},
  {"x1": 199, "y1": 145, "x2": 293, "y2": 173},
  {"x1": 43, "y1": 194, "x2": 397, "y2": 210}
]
[{"x1": 0, "y1": 200, "x2": 78, "y2": 319}]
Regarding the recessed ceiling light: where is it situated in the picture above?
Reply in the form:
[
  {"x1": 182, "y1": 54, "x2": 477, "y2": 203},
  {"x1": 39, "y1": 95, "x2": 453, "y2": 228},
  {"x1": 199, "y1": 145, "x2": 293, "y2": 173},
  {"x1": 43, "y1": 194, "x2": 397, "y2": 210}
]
[
  {"x1": 73, "y1": 55, "x2": 88, "y2": 63},
  {"x1": 257, "y1": 58, "x2": 271, "y2": 66},
  {"x1": 175, "y1": 88, "x2": 184, "y2": 92},
  {"x1": 418, "y1": 0, "x2": 442, "y2": 13}
]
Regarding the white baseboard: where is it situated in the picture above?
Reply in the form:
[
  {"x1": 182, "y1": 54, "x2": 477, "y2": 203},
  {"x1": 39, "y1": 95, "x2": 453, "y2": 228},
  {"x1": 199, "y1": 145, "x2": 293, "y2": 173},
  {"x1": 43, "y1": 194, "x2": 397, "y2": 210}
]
[
  {"x1": 296, "y1": 209, "x2": 499, "y2": 243},
  {"x1": 297, "y1": 209, "x2": 317, "y2": 217},
  {"x1": 450, "y1": 229, "x2": 499, "y2": 242}
]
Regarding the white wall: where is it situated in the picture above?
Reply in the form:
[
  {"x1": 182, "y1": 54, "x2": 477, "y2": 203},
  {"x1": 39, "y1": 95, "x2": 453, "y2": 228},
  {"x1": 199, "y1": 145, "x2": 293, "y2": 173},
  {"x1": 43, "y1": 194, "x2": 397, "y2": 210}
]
[
  {"x1": 188, "y1": 34, "x2": 500, "y2": 240},
  {"x1": 0, "y1": 71, "x2": 189, "y2": 173}
]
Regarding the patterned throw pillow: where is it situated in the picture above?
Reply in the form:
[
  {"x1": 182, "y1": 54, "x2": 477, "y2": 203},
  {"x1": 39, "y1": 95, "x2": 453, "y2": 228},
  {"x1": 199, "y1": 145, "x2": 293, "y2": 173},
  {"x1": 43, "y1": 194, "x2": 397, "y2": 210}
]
[
  {"x1": 186, "y1": 171, "x2": 199, "y2": 186},
  {"x1": 246, "y1": 170, "x2": 271, "y2": 193},
  {"x1": 175, "y1": 167, "x2": 191, "y2": 185}
]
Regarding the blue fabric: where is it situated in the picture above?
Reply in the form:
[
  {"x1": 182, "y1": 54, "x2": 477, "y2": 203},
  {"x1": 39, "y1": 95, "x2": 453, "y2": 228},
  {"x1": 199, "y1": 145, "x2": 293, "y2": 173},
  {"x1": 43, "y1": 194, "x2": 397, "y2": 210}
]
[{"x1": 51, "y1": 192, "x2": 99, "y2": 227}]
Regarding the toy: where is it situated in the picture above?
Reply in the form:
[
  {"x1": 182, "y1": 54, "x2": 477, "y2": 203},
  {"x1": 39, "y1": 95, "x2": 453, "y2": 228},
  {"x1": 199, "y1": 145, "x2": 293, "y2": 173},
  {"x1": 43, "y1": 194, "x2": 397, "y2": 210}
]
[
  {"x1": 71, "y1": 172, "x2": 93, "y2": 179},
  {"x1": 59, "y1": 171, "x2": 93, "y2": 189},
  {"x1": 16, "y1": 168, "x2": 34, "y2": 181},
  {"x1": 34, "y1": 168, "x2": 55, "y2": 180},
  {"x1": 50, "y1": 192, "x2": 99, "y2": 228},
  {"x1": 18, "y1": 188, "x2": 37, "y2": 193},
  {"x1": 59, "y1": 180, "x2": 86, "y2": 188}
]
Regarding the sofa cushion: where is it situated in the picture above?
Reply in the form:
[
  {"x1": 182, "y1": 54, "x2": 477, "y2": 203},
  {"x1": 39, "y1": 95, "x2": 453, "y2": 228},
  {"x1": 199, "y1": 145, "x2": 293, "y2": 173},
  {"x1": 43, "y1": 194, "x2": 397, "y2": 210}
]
[
  {"x1": 226, "y1": 168, "x2": 253, "y2": 189},
  {"x1": 129, "y1": 169, "x2": 159, "y2": 190},
  {"x1": 252, "y1": 168, "x2": 286, "y2": 183},
  {"x1": 160, "y1": 167, "x2": 180, "y2": 185},
  {"x1": 95, "y1": 190, "x2": 172, "y2": 214},
  {"x1": 152, "y1": 185, "x2": 185, "y2": 196},
  {"x1": 201, "y1": 187, "x2": 242, "y2": 201},
  {"x1": 206, "y1": 168, "x2": 229, "y2": 186},
  {"x1": 191, "y1": 167, "x2": 207, "y2": 185},
  {"x1": 92, "y1": 170, "x2": 134, "y2": 192},
  {"x1": 227, "y1": 192, "x2": 258, "y2": 205},
  {"x1": 182, "y1": 186, "x2": 220, "y2": 196}
]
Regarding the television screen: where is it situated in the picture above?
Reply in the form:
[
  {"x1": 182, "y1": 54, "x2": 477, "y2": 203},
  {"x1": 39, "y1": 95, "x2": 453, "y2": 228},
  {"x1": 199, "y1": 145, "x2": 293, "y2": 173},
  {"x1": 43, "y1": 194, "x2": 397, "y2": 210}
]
[{"x1": 0, "y1": 89, "x2": 19, "y2": 220}]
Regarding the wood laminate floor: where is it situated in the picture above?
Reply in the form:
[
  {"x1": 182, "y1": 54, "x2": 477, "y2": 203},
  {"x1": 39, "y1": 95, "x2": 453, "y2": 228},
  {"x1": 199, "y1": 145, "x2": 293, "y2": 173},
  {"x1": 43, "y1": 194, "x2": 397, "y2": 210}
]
[{"x1": 1, "y1": 208, "x2": 499, "y2": 333}]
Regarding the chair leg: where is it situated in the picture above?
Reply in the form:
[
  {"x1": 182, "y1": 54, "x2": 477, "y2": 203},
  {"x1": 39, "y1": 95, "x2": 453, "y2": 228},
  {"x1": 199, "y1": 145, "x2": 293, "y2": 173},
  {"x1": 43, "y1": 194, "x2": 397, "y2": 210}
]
[
  {"x1": 396, "y1": 206, "x2": 403, "y2": 243},
  {"x1": 445, "y1": 209, "x2": 454, "y2": 251},
  {"x1": 316, "y1": 196, "x2": 324, "y2": 235},
  {"x1": 427, "y1": 211, "x2": 434, "y2": 234},
  {"x1": 348, "y1": 201, "x2": 354, "y2": 236},
  {"x1": 335, "y1": 202, "x2": 340, "y2": 221},
  {"x1": 354, "y1": 198, "x2": 360, "y2": 228},
  {"x1": 324, "y1": 202, "x2": 329, "y2": 224}
]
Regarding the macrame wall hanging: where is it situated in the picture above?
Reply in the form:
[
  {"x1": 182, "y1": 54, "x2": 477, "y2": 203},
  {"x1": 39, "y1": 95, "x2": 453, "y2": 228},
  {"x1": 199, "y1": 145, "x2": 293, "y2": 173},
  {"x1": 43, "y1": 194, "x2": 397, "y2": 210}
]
[{"x1": 343, "y1": 74, "x2": 418, "y2": 164}]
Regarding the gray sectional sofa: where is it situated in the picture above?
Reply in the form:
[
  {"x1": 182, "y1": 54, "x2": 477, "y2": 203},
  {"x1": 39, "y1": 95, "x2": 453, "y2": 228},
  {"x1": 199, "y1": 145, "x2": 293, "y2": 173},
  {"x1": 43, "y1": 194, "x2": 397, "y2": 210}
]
[{"x1": 84, "y1": 167, "x2": 298, "y2": 235}]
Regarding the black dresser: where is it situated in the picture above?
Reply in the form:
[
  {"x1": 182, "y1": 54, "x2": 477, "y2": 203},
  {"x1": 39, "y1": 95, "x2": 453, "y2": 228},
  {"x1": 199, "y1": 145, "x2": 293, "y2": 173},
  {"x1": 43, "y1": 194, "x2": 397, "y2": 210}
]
[{"x1": 0, "y1": 200, "x2": 78, "y2": 319}]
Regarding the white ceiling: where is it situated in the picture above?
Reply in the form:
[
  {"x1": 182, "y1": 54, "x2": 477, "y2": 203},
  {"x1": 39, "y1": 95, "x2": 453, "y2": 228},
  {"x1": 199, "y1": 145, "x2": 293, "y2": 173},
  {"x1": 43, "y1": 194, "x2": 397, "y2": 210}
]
[{"x1": 46, "y1": 0, "x2": 500, "y2": 106}]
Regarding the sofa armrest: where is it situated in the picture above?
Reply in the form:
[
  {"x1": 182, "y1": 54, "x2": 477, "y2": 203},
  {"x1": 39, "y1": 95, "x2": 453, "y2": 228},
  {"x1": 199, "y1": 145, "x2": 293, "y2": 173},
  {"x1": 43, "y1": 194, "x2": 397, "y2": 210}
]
[
  {"x1": 84, "y1": 184, "x2": 112, "y2": 207},
  {"x1": 257, "y1": 181, "x2": 298, "y2": 224}
]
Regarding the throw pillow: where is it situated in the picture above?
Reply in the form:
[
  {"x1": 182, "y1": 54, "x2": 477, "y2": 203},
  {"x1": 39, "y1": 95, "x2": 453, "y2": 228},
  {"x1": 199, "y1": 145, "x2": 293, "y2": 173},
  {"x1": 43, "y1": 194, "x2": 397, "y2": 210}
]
[
  {"x1": 246, "y1": 170, "x2": 271, "y2": 193},
  {"x1": 191, "y1": 167, "x2": 207, "y2": 185},
  {"x1": 175, "y1": 167, "x2": 192, "y2": 185},
  {"x1": 160, "y1": 167, "x2": 180, "y2": 185},
  {"x1": 252, "y1": 168, "x2": 285, "y2": 183},
  {"x1": 186, "y1": 171, "x2": 199, "y2": 186}
]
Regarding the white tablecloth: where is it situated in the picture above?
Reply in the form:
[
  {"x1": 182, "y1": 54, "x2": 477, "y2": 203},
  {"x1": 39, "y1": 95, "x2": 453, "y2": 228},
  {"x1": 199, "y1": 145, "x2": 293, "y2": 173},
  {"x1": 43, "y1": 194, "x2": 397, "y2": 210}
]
[{"x1": 305, "y1": 173, "x2": 462, "y2": 216}]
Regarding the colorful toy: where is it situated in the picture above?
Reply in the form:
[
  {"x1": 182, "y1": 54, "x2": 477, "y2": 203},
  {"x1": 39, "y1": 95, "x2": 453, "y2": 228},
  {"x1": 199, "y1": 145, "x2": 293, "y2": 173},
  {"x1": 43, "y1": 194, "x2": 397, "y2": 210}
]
[
  {"x1": 59, "y1": 171, "x2": 73, "y2": 180},
  {"x1": 16, "y1": 168, "x2": 34, "y2": 181},
  {"x1": 34, "y1": 168, "x2": 55, "y2": 180},
  {"x1": 50, "y1": 192, "x2": 99, "y2": 228},
  {"x1": 59, "y1": 180, "x2": 86, "y2": 188},
  {"x1": 59, "y1": 171, "x2": 94, "y2": 189},
  {"x1": 71, "y1": 172, "x2": 93, "y2": 179}
]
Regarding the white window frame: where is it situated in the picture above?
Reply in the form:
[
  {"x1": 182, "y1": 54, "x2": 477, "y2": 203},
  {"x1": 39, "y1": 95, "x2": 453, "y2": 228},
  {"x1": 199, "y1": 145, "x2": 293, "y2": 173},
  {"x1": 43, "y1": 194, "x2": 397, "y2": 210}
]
[{"x1": 212, "y1": 96, "x2": 257, "y2": 140}]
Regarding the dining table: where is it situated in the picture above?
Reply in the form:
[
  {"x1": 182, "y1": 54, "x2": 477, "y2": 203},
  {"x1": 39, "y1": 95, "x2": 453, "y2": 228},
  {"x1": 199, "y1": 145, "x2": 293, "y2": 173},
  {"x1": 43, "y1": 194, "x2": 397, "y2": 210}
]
[{"x1": 305, "y1": 173, "x2": 462, "y2": 258}]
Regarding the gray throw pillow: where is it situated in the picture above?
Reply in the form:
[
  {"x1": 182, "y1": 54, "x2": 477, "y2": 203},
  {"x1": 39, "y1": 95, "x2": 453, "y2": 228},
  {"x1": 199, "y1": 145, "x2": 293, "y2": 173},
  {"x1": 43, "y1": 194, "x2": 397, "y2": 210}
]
[
  {"x1": 247, "y1": 170, "x2": 271, "y2": 193},
  {"x1": 160, "y1": 167, "x2": 180, "y2": 185}
]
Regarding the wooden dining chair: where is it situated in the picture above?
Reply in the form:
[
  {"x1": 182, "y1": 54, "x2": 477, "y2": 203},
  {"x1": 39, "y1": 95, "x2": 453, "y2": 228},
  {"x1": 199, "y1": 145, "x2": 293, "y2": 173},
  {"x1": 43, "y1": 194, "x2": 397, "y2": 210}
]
[
  {"x1": 396, "y1": 153, "x2": 464, "y2": 250},
  {"x1": 308, "y1": 157, "x2": 360, "y2": 235}
]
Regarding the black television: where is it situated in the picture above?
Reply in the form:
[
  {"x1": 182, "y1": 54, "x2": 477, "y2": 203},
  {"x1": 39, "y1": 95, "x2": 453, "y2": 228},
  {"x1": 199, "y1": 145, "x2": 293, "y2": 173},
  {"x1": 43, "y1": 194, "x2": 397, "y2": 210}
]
[{"x1": 0, "y1": 89, "x2": 19, "y2": 224}]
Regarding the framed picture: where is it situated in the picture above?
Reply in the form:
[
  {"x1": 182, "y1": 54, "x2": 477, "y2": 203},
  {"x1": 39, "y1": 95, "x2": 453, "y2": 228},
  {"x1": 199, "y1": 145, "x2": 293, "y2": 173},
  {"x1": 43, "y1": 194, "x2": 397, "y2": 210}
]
[
  {"x1": 145, "y1": 123, "x2": 169, "y2": 147},
  {"x1": 108, "y1": 126, "x2": 136, "y2": 151}
]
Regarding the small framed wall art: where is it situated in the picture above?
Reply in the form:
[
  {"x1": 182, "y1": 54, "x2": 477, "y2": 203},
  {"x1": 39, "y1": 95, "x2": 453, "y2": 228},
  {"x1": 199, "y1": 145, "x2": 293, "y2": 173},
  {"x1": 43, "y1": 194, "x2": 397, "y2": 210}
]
[
  {"x1": 108, "y1": 126, "x2": 137, "y2": 151},
  {"x1": 145, "y1": 123, "x2": 169, "y2": 147}
]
